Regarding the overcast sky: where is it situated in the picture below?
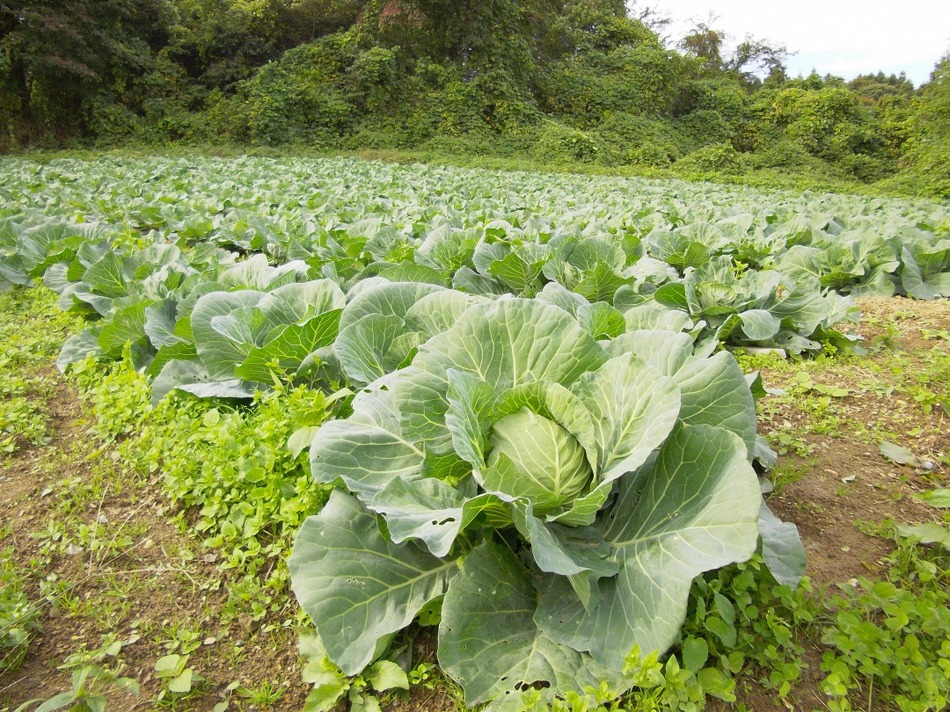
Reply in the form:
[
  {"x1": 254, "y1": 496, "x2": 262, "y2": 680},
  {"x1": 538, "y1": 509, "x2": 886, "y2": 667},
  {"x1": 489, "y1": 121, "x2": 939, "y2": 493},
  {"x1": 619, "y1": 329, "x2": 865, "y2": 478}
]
[{"x1": 649, "y1": 0, "x2": 950, "y2": 86}]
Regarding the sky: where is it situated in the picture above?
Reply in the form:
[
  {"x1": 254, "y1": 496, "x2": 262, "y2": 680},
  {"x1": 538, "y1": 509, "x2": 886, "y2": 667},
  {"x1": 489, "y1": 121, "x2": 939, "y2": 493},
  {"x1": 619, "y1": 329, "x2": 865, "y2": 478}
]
[{"x1": 648, "y1": 0, "x2": 950, "y2": 86}]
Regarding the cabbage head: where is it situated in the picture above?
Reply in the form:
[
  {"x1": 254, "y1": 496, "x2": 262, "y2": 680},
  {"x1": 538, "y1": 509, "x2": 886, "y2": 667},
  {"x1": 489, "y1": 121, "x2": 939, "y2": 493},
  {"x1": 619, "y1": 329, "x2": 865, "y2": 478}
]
[
  {"x1": 487, "y1": 408, "x2": 592, "y2": 513},
  {"x1": 290, "y1": 296, "x2": 779, "y2": 707}
]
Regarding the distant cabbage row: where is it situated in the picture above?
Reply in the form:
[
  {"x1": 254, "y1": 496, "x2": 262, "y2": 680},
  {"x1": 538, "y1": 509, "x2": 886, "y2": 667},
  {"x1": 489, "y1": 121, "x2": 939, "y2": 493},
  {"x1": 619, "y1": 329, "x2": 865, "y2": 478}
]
[
  {"x1": 1, "y1": 156, "x2": 948, "y2": 707},
  {"x1": 2, "y1": 158, "x2": 948, "y2": 376}
]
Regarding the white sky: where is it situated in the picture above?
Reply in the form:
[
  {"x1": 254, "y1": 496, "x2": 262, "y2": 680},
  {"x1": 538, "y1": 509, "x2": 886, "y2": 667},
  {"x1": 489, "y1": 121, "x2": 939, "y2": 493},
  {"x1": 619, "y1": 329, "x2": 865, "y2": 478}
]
[{"x1": 647, "y1": 0, "x2": 950, "y2": 86}]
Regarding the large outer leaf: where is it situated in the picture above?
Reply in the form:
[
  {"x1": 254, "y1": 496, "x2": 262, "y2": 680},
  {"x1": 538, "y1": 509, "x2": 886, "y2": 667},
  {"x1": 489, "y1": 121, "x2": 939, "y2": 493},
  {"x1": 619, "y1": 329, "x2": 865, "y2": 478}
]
[
  {"x1": 571, "y1": 353, "x2": 680, "y2": 482},
  {"x1": 310, "y1": 379, "x2": 425, "y2": 499},
  {"x1": 150, "y1": 358, "x2": 255, "y2": 403},
  {"x1": 535, "y1": 424, "x2": 761, "y2": 669},
  {"x1": 97, "y1": 301, "x2": 151, "y2": 355},
  {"x1": 57, "y1": 330, "x2": 101, "y2": 372},
  {"x1": 144, "y1": 300, "x2": 187, "y2": 349},
  {"x1": 335, "y1": 314, "x2": 408, "y2": 385},
  {"x1": 737, "y1": 309, "x2": 781, "y2": 341},
  {"x1": 404, "y1": 290, "x2": 488, "y2": 343},
  {"x1": 290, "y1": 490, "x2": 457, "y2": 675},
  {"x1": 607, "y1": 332, "x2": 756, "y2": 456},
  {"x1": 438, "y1": 540, "x2": 613, "y2": 705},
  {"x1": 578, "y1": 302, "x2": 626, "y2": 339},
  {"x1": 607, "y1": 330, "x2": 692, "y2": 375},
  {"x1": 620, "y1": 302, "x2": 694, "y2": 333},
  {"x1": 675, "y1": 352, "x2": 757, "y2": 455},
  {"x1": 489, "y1": 250, "x2": 546, "y2": 295},
  {"x1": 511, "y1": 504, "x2": 618, "y2": 608},
  {"x1": 151, "y1": 359, "x2": 209, "y2": 404},
  {"x1": 176, "y1": 380, "x2": 256, "y2": 400},
  {"x1": 444, "y1": 369, "x2": 498, "y2": 468},
  {"x1": 83, "y1": 251, "x2": 129, "y2": 298},
  {"x1": 758, "y1": 503, "x2": 806, "y2": 587},
  {"x1": 235, "y1": 309, "x2": 342, "y2": 382},
  {"x1": 68, "y1": 282, "x2": 115, "y2": 316},
  {"x1": 768, "y1": 275, "x2": 830, "y2": 335},
  {"x1": 218, "y1": 254, "x2": 308, "y2": 290},
  {"x1": 901, "y1": 246, "x2": 942, "y2": 299},
  {"x1": 368, "y1": 477, "x2": 502, "y2": 557},
  {"x1": 335, "y1": 281, "x2": 445, "y2": 384},
  {"x1": 339, "y1": 281, "x2": 445, "y2": 330},
  {"x1": 258, "y1": 279, "x2": 346, "y2": 325},
  {"x1": 190, "y1": 290, "x2": 263, "y2": 378}
]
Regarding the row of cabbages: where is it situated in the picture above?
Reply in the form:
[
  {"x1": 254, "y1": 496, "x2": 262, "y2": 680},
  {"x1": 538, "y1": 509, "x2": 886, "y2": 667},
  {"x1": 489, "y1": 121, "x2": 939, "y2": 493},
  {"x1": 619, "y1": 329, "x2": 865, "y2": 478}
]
[
  {"x1": 4, "y1": 156, "x2": 948, "y2": 309},
  {"x1": 1, "y1": 218, "x2": 863, "y2": 395}
]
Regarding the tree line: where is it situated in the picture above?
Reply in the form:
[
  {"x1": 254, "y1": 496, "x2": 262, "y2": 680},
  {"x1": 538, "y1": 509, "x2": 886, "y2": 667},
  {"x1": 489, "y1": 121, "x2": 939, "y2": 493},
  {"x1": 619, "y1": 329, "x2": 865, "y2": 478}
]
[{"x1": 1, "y1": 0, "x2": 948, "y2": 196}]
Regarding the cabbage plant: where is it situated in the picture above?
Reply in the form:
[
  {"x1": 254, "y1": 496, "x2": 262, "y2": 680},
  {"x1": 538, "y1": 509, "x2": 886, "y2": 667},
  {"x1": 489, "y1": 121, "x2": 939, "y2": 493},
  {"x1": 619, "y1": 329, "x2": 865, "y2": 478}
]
[{"x1": 290, "y1": 297, "x2": 769, "y2": 705}]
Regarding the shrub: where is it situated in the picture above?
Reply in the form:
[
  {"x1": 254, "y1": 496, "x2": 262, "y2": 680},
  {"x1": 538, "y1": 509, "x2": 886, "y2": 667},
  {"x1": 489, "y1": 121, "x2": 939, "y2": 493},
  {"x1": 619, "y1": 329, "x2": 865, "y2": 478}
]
[
  {"x1": 532, "y1": 121, "x2": 602, "y2": 163},
  {"x1": 673, "y1": 142, "x2": 748, "y2": 175}
]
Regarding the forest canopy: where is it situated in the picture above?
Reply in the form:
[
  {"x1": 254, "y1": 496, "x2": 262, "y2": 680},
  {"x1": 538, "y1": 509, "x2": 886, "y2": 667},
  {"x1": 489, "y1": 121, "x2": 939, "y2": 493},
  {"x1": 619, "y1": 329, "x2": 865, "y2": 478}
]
[{"x1": 1, "y1": 0, "x2": 948, "y2": 197}]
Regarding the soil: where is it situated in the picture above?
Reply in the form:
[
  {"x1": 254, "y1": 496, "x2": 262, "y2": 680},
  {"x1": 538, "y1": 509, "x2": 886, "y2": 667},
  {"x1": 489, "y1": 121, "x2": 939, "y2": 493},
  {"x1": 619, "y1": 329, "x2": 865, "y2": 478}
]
[
  {"x1": 761, "y1": 297, "x2": 948, "y2": 589},
  {"x1": 1, "y1": 296, "x2": 947, "y2": 712}
]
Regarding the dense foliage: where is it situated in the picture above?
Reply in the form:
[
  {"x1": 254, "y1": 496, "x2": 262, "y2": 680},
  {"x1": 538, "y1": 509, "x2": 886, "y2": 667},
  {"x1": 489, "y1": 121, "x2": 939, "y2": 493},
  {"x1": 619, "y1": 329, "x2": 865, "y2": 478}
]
[{"x1": 1, "y1": 1, "x2": 949, "y2": 196}]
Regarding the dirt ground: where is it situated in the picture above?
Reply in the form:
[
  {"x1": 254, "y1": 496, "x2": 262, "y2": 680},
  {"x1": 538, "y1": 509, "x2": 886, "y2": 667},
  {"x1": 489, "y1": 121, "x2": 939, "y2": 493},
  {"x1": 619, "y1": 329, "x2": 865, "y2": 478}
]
[
  {"x1": 763, "y1": 297, "x2": 948, "y2": 588},
  {"x1": 1, "y1": 296, "x2": 948, "y2": 712}
]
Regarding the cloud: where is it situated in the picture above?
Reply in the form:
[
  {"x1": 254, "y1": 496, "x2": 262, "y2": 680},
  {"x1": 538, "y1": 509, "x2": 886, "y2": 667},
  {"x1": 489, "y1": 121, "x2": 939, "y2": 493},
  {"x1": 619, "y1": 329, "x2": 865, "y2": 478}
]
[{"x1": 654, "y1": 0, "x2": 950, "y2": 85}]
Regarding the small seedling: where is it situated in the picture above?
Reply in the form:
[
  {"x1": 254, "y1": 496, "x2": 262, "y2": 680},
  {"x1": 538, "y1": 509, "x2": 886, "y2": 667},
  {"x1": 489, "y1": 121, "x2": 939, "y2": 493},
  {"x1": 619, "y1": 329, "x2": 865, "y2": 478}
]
[{"x1": 14, "y1": 635, "x2": 140, "y2": 712}]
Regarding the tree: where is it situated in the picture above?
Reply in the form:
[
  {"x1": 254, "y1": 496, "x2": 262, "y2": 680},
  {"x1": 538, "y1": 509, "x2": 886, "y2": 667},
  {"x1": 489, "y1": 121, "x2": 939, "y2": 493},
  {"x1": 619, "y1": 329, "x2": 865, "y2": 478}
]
[
  {"x1": 0, "y1": 0, "x2": 167, "y2": 142},
  {"x1": 679, "y1": 22, "x2": 725, "y2": 73},
  {"x1": 679, "y1": 21, "x2": 789, "y2": 85}
]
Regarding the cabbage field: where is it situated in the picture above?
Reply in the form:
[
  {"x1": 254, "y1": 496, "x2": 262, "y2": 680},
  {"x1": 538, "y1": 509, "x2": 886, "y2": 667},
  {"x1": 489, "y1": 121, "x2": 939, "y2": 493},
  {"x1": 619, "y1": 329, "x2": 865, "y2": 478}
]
[{"x1": 1, "y1": 155, "x2": 949, "y2": 711}]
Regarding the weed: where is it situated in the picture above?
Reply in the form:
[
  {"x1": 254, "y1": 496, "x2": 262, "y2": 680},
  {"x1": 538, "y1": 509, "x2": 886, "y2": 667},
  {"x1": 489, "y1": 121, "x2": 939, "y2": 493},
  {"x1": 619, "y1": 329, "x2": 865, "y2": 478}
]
[
  {"x1": 154, "y1": 653, "x2": 203, "y2": 705},
  {"x1": 236, "y1": 680, "x2": 288, "y2": 707},
  {"x1": 766, "y1": 428, "x2": 815, "y2": 457},
  {"x1": 0, "y1": 288, "x2": 82, "y2": 456},
  {"x1": 13, "y1": 635, "x2": 140, "y2": 712},
  {"x1": 298, "y1": 631, "x2": 409, "y2": 712},
  {"x1": 76, "y1": 360, "x2": 340, "y2": 607},
  {"x1": 818, "y1": 507, "x2": 950, "y2": 712},
  {"x1": 768, "y1": 461, "x2": 809, "y2": 496},
  {"x1": 0, "y1": 549, "x2": 41, "y2": 672}
]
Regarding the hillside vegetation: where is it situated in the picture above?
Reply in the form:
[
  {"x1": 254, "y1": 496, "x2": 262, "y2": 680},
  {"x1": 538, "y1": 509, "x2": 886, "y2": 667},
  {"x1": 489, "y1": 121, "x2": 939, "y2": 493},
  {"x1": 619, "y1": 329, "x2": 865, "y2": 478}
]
[{"x1": 1, "y1": 0, "x2": 949, "y2": 197}]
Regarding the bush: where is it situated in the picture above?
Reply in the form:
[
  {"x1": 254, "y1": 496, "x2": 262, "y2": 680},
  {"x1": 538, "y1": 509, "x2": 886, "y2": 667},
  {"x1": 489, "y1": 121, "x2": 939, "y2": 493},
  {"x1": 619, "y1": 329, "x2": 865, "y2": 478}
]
[
  {"x1": 675, "y1": 109, "x2": 734, "y2": 150},
  {"x1": 418, "y1": 133, "x2": 494, "y2": 157},
  {"x1": 879, "y1": 138, "x2": 950, "y2": 199},
  {"x1": 673, "y1": 142, "x2": 748, "y2": 175},
  {"x1": 541, "y1": 44, "x2": 683, "y2": 127},
  {"x1": 532, "y1": 121, "x2": 602, "y2": 163},
  {"x1": 592, "y1": 112, "x2": 686, "y2": 166},
  {"x1": 232, "y1": 33, "x2": 360, "y2": 146},
  {"x1": 747, "y1": 137, "x2": 843, "y2": 177},
  {"x1": 86, "y1": 101, "x2": 143, "y2": 144}
]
